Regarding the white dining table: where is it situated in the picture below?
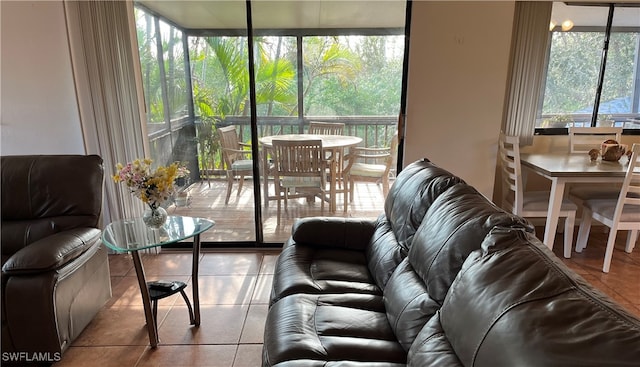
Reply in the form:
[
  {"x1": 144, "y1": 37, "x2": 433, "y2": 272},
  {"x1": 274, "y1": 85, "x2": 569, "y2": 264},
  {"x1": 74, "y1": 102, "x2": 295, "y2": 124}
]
[
  {"x1": 259, "y1": 134, "x2": 363, "y2": 212},
  {"x1": 520, "y1": 153, "x2": 628, "y2": 251}
]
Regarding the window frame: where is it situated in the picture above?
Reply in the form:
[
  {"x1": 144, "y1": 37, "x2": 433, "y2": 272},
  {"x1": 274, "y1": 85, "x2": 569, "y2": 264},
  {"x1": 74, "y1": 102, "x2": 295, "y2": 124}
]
[{"x1": 536, "y1": 3, "x2": 640, "y2": 136}]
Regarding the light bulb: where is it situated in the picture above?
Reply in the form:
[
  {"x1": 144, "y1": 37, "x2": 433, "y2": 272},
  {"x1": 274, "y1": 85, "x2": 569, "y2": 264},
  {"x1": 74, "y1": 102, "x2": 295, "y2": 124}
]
[
  {"x1": 549, "y1": 21, "x2": 556, "y2": 31},
  {"x1": 561, "y1": 20, "x2": 574, "y2": 31}
]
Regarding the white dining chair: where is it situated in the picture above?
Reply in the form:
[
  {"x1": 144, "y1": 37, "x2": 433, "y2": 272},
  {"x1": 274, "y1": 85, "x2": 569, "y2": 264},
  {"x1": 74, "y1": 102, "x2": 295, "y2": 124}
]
[
  {"x1": 568, "y1": 126, "x2": 622, "y2": 153},
  {"x1": 498, "y1": 133, "x2": 578, "y2": 257},
  {"x1": 575, "y1": 143, "x2": 640, "y2": 273}
]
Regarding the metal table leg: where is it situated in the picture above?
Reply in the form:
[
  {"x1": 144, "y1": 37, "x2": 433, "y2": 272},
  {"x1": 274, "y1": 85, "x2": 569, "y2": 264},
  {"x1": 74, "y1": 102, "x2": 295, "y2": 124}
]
[
  {"x1": 192, "y1": 233, "x2": 201, "y2": 326},
  {"x1": 131, "y1": 251, "x2": 159, "y2": 347}
]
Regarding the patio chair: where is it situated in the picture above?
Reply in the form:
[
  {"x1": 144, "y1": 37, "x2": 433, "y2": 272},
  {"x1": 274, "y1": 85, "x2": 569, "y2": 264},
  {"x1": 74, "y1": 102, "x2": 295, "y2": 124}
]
[
  {"x1": 308, "y1": 122, "x2": 347, "y2": 195},
  {"x1": 308, "y1": 121, "x2": 345, "y2": 135},
  {"x1": 498, "y1": 133, "x2": 578, "y2": 257},
  {"x1": 344, "y1": 132, "x2": 398, "y2": 206},
  {"x1": 218, "y1": 126, "x2": 253, "y2": 205},
  {"x1": 271, "y1": 139, "x2": 327, "y2": 225},
  {"x1": 575, "y1": 143, "x2": 640, "y2": 273}
]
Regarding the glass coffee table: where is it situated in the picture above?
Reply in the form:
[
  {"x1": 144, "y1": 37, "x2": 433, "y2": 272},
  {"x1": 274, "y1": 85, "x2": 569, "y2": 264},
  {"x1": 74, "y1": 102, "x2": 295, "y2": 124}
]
[{"x1": 102, "y1": 215, "x2": 214, "y2": 347}]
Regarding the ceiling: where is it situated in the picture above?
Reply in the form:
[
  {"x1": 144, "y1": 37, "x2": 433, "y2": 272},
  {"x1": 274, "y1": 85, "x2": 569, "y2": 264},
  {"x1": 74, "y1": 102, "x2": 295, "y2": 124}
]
[
  {"x1": 553, "y1": 2, "x2": 640, "y2": 27},
  {"x1": 136, "y1": 0, "x2": 408, "y2": 30},
  {"x1": 136, "y1": 1, "x2": 639, "y2": 32}
]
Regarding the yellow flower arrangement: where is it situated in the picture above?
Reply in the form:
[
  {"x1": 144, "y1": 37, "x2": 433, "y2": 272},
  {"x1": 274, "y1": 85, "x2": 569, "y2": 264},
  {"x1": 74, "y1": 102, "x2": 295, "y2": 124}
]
[{"x1": 113, "y1": 158, "x2": 189, "y2": 209}]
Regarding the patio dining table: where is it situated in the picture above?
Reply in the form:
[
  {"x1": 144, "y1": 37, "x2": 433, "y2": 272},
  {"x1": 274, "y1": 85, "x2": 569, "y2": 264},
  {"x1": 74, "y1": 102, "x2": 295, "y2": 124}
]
[{"x1": 259, "y1": 134, "x2": 362, "y2": 212}]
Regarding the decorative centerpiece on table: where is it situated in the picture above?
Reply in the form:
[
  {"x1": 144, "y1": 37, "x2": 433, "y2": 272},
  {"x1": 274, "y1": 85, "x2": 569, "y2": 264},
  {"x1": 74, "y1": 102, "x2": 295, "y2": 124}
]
[
  {"x1": 587, "y1": 139, "x2": 628, "y2": 162},
  {"x1": 113, "y1": 159, "x2": 189, "y2": 228}
]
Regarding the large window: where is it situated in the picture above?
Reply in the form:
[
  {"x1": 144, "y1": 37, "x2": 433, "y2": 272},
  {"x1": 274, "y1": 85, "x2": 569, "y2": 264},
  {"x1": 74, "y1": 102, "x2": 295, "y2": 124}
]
[
  {"x1": 133, "y1": 1, "x2": 408, "y2": 244},
  {"x1": 538, "y1": 3, "x2": 640, "y2": 131}
]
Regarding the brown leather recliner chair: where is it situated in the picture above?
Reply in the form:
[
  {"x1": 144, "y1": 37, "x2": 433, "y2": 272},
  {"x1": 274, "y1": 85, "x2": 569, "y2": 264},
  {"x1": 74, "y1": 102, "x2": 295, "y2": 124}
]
[{"x1": 1, "y1": 155, "x2": 112, "y2": 360}]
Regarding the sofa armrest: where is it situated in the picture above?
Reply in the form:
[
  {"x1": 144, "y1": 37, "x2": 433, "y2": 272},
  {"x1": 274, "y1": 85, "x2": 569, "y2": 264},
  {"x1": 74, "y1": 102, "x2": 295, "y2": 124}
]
[
  {"x1": 291, "y1": 217, "x2": 376, "y2": 250},
  {"x1": 2, "y1": 227, "x2": 101, "y2": 275}
]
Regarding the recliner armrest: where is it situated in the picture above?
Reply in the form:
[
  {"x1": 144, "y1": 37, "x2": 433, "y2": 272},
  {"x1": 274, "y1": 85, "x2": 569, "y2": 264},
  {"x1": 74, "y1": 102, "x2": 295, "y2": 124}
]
[
  {"x1": 2, "y1": 227, "x2": 101, "y2": 275},
  {"x1": 291, "y1": 217, "x2": 376, "y2": 250}
]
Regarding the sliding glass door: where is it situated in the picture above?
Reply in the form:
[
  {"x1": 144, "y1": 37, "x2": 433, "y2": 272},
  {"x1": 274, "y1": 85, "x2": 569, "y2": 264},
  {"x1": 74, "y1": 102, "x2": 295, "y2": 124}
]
[{"x1": 133, "y1": 1, "x2": 408, "y2": 245}]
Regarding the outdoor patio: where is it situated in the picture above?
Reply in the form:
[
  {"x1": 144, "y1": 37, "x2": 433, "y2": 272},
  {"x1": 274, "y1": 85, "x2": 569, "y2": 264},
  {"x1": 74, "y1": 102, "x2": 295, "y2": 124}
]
[{"x1": 166, "y1": 178, "x2": 387, "y2": 244}]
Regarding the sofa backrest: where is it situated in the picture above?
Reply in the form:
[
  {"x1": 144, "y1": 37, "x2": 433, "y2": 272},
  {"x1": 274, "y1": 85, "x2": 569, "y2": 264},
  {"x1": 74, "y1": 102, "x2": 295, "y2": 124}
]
[
  {"x1": 408, "y1": 227, "x2": 640, "y2": 367},
  {"x1": 382, "y1": 159, "x2": 465, "y2": 252},
  {"x1": 382, "y1": 184, "x2": 532, "y2": 351},
  {"x1": 366, "y1": 159, "x2": 465, "y2": 290},
  {"x1": 1, "y1": 155, "x2": 104, "y2": 262}
]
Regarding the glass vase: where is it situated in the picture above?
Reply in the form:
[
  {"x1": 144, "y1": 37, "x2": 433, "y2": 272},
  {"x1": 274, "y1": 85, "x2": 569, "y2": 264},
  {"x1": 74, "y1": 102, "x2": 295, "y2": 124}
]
[{"x1": 143, "y1": 206, "x2": 167, "y2": 229}]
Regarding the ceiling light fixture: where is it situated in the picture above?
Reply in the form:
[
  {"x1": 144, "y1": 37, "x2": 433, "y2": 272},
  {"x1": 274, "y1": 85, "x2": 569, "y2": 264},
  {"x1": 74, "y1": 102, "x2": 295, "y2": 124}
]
[{"x1": 561, "y1": 19, "x2": 574, "y2": 31}]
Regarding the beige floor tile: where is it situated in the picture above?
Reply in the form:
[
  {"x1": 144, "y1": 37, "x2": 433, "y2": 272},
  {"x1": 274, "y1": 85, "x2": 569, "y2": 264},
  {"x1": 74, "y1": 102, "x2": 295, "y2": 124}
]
[
  {"x1": 259, "y1": 252, "x2": 280, "y2": 274},
  {"x1": 240, "y1": 305, "x2": 267, "y2": 344},
  {"x1": 73, "y1": 305, "x2": 171, "y2": 347},
  {"x1": 108, "y1": 254, "x2": 134, "y2": 276},
  {"x1": 199, "y1": 253, "x2": 262, "y2": 275},
  {"x1": 141, "y1": 253, "x2": 198, "y2": 276},
  {"x1": 251, "y1": 274, "x2": 273, "y2": 304},
  {"x1": 54, "y1": 346, "x2": 145, "y2": 367},
  {"x1": 233, "y1": 344, "x2": 264, "y2": 367},
  {"x1": 158, "y1": 305, "x2": 248, "y2": 345},
  {"x1": 197, "y1": 275, "x2": 257, "y2": 305},
  {"x1": 136, "y1": 345, "x2": 237, "y2": 367}
]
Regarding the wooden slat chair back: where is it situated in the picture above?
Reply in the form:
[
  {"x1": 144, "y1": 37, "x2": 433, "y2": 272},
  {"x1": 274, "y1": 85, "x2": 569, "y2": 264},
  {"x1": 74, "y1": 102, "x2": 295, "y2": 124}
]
[
  {"x1": 217, "y1": 126, "x2": 253, "y2": 205},
  {"x1": 498, "y1": 133, "x2": 577, "y2": 257},
  {"x1": 308, "y1": 122, "x2": 345, "y2": 135},
  {"x1": 568, "y1": 127, "x2": 623, "y2": 153},
  {"x1": 272, "y1": 139, "x2": 327, "y2": 224}
]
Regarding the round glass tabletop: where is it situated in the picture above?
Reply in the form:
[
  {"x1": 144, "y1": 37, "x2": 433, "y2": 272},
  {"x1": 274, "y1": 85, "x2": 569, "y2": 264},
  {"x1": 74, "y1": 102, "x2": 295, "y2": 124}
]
[{"x1": 102, "y1": 216, "x2": 215, "y2": 252}]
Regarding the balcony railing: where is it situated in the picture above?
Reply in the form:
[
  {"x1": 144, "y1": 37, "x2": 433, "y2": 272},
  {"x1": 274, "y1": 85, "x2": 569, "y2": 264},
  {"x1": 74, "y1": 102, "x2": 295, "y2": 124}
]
[{"x1": 193, "y1": 115, "x2": 398, "y2": 179}]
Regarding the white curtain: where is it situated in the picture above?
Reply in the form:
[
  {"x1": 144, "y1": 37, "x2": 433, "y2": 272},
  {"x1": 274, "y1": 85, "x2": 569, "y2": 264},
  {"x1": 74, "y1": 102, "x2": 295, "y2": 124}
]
[
  {"x1": 64, "y1": 0, "x2": 148, "y2": 224},
  {"x1": 503, "y1": 1, "x2": 552, "y2": 145}
]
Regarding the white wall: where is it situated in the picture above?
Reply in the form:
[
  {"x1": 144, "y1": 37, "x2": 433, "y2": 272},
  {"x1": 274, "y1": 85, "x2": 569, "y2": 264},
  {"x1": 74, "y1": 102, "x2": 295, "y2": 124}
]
[
  {"x1": 1, "y1": 1, "x2": 85, "y2": 155},
  {"x1": 404, "y1": 1, "x2": 515, "y2": 199}
]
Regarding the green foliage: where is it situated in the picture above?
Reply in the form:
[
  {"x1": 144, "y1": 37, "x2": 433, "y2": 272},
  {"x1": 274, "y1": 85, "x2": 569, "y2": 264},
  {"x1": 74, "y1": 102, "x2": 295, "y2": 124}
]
[{"x1": 543, "y1": 31, "x2": 639, "y2": 116}]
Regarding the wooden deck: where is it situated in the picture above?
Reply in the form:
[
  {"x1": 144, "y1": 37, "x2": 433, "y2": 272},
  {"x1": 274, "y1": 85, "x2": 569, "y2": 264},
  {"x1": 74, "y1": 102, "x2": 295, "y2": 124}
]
[{"x1": 166, "y1": 178, "x2": 386, "y2": 243}]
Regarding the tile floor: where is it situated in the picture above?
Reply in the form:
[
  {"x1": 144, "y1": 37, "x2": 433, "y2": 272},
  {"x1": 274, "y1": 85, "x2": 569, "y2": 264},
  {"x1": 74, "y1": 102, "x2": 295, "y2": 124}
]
[
  {"x1": 54, "y1": 250, "x2": 279, "y2": 367},
  {"x1": 53, "y1": 227, "x2": 639, "y2": 367}
]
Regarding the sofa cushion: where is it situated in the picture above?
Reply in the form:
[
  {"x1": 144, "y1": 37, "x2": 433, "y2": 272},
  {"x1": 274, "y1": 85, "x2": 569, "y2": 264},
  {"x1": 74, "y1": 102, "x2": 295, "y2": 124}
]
[
  {"x1": 263, "y1": 294, "x2": 407, "y2": 366},
  {"x1": 383, "y1": 159, "x2": 465, "y2": 253},
  {"x1": 2, "y1": 228, "x2": 101, "y2": 274},
  {"x1": 367, "y1": 159, "x2": 465, "y2": 291},
  {"x1": 408, "y1": 184, "x2": 531, "y2": 305},
  {"x1": 382, "y1": 184, "x2": 531, "y2": 352},
  {"x1": 406, "y1": 314, "x2": 463, "y2": 367},
  {"x1": 409, "y1": 226, "x2": 640, "y2": 367},
  {"x1": 270, "y1": 239, "x2": 380, "y2": 304},
  {"x1": 382, "y1": 259, "x2": 437, "y2": 351},
  {"x1": 1, "y1": 155, "x2": 103, "y2": 224},
  {"x1": 1, "y1": 220, "x2": 56, "y2": 263}
]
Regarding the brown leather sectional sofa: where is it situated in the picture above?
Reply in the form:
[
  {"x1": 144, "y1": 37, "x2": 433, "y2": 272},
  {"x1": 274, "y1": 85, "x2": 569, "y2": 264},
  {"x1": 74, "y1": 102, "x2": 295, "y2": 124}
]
[
  {"x1": 1, "y1": 155, "x2": 112, "y2": 361},
  {"x1": 263, "y1": 158, "x2": 640, "y2": 366}
]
